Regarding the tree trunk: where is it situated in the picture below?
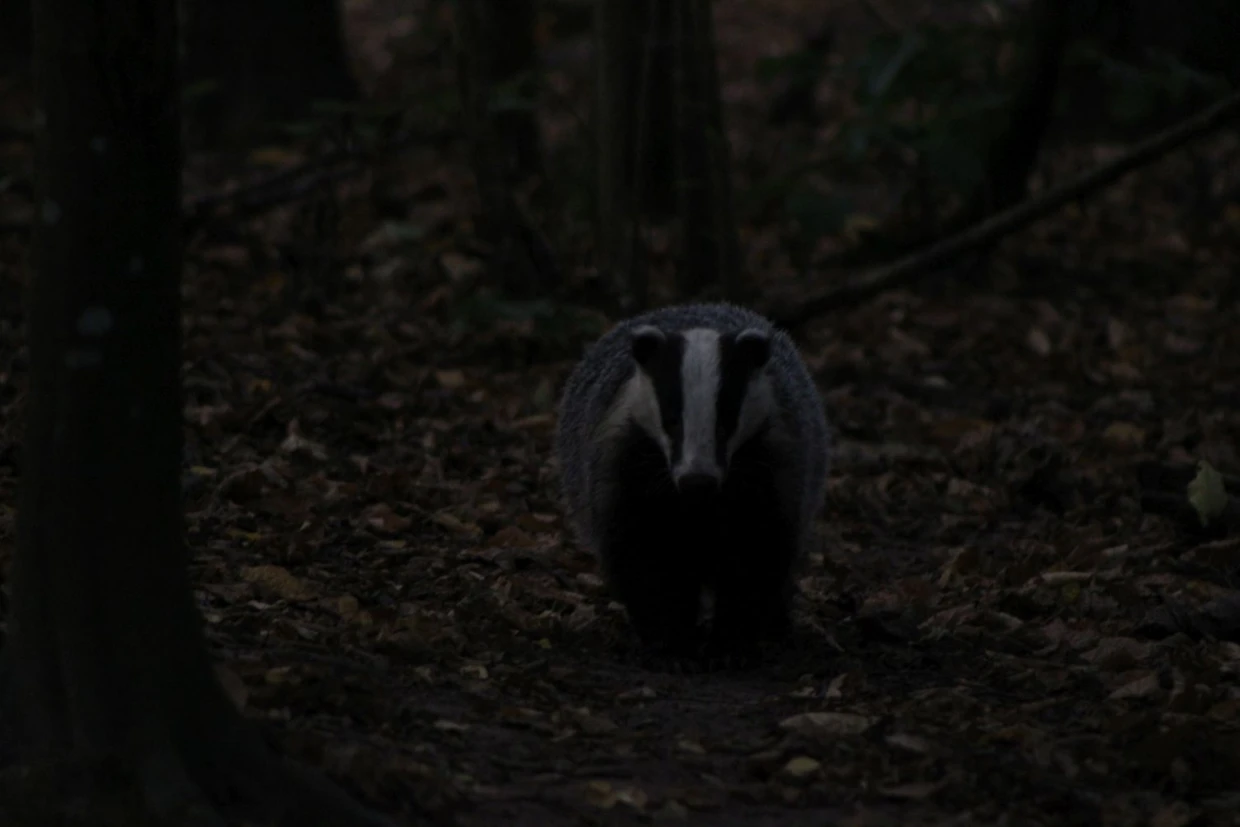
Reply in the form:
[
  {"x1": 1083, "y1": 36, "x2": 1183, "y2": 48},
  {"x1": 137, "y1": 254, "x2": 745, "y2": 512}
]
[
  {"x1": 489, "y1": 0, "x2": 543, "y2": 179},
  {"x1": 672, "y1": 0, "x2": 740, "y2": 300},
  {"x1": 0, "y1": 0, "x2": 31, "y2": 78},
  {"x1": 594, "y1": 0, "x2": 677, "y2": 309},
  {"x1": 455, "y1": 0, "x2": 559, "y2": 298},
  {"x1": 964, "y1": 0, "x2": 1071, "y2": 223},
  {"x1": 0, "y1": 2, "x2": 388, "y2": 824},
  {"x1": 182, "y1": 0, "x2": 358, "y2": 150}
]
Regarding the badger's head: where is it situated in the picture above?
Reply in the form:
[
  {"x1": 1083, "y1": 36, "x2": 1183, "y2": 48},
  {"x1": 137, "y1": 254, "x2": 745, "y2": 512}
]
[{"x1": 609, "y1": 324, "x2": 776, "y2": 498}]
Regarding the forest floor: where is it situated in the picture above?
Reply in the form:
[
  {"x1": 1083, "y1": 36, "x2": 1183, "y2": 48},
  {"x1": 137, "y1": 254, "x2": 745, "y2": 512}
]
[{"x1": 4, "y1": 1, "x2": 1240, "y2": 826}]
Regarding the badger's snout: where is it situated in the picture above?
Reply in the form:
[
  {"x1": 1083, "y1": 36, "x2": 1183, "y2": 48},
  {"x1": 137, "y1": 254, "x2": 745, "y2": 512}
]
[{"x1": 675, "y1": 470, "x2": 722, "y2": 499}]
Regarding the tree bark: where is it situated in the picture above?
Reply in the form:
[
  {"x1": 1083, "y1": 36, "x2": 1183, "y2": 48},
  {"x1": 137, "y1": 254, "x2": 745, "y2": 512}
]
[
  {"x1": 963, "y1": 0, "x2": 1072, "y2": 223},
  {"x1": 672, "y1": 0, "x2": 740, "y2": 300},
  {"x1": 594, "y1": 0, "x2": 677, "y2": 309},
  {"x1": 455, "y1": 0, "x2": 559, "y2": 298},
  {"x1": 0, "y1": 2, "x2": 389, "y2": 824},
  {"x1": 0, "y1": 0, "x2": 31, "y2": 78},
  {"x1": 489, "y1": 0, "x2": 543, "y2": 179},
  {"x1": 182, "y1": 0, "x2": 359, "y2": 150}
]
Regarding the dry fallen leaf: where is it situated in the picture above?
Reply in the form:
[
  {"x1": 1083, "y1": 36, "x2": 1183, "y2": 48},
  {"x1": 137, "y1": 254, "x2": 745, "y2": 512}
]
[
  {"x1": 435, "y1": 369, "x2": 467, "y2": 390},
  {"x1": 779, "y1": 711, "x2": 872, "y2": 737},
  {"x1": 1109, "y1": 672, "x2": 1162, "y2": 700},
  {"x1": 363, "y1": 502, "x2": 413, "y2": 533},
  {"x1": 240, "y1": 564, "x2": 316, "y2": 601},
  {"x1": 572, "y1": 709, "x2": 618, "y2": 735},
  {"x1": 1102, "y1": 422, "x2": 1146, "y2": 451},
  {"x1": 885, "y1": 733, "x2": 932, "y2": 754},
  {"x1": 583, "y1": 780, "x2": 617, "y2": 809},
  {"x1": 280, "y1": 418, "x2": 327, "y2": 460},
  {"x1": 432, "y1": 719, "x2": 470, "y2": 732},
  {"x1": 430, "y1": 511, "x2": 483, "y2": 538},
  {"x1": 781, "y1": 756, "x2": 821, "y2": 779},
  {"x1": 677, "y1": 738, "x2": 706, "y2": 754},
  {"x1": 1026, "y1": 327, "x2": 1052, "y2": 356},
  {"x1": 439, "y1": 252, "x2": 483, "y2": 282},
  {"x1": 336, "y1": 593, "x2": 361, "y2": 618},
  {"x1": 1082, "y1": 637, "x2": 1151, "y2": 671}
]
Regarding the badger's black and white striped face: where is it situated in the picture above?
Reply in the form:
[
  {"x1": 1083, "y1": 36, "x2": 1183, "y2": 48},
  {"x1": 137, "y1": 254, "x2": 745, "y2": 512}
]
[{"x1": 606, "y1": 324, "x2": 776, "y2": 495}]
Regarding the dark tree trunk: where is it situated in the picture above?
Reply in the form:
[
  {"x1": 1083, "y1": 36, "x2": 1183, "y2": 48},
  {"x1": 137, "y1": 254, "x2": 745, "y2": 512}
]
[
  {"x1": 595, "y1": 0, "x2": 678, "y2": 308},
  {"x1": 964, "y1": 0, "x2": 1072, "y2": 222},
  {"x1": 182, "y1": 0, "x2": 359, "y2": 150},
  {"x1": 487, "y1": 0, "x2": 543, "y2": 179},
  {"x1": 0, "y1": 0, "x2": 31, "y2": 78},
  {"x1": 455, "y1": 0, "x2": 558, "y2": 298},
  {"x1": 672, "y1": 0, "x2": 740, "y2": 300},
  {"x1": 0, "y1": 2, "x2": 388, "y2": 824}
]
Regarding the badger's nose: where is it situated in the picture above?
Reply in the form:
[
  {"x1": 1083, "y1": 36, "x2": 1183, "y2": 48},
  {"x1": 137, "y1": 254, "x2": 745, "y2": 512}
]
[{"x1": 676, "y1": 472, "x2": 721, "y2": 499}]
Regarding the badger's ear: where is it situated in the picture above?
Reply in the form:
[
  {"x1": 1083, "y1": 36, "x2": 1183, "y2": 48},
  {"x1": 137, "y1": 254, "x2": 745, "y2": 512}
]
[
  {"x1": 630, "y1": 325, "x2": 666, "y2": 368},
  {"x1": 735, "y1": 328, "x2": 771, "y2": 370}
]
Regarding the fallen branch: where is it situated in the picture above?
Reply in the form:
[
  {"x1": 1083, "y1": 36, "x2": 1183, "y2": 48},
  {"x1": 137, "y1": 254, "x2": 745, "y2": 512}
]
[{"x1": 769, "y1": 89, "x2": 1240, "y2": 329}]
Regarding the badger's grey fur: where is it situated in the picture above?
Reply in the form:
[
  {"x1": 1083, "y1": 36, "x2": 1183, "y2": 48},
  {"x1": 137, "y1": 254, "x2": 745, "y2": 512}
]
[{"x1": 555, "y1": 302, "x2": 830, "y2": 655}]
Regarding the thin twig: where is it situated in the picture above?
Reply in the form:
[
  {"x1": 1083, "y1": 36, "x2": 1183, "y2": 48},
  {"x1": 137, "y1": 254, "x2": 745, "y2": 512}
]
[{"x1": 769, "y1": 89, "x2": 1240, "y2": 329}]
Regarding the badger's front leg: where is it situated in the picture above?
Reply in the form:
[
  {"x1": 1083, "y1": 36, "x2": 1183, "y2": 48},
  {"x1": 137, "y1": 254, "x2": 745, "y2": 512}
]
[
  {"x1": 707, "y1": 469, "x2": 800, "y2": 657},
  {"x1": 708, "y1": 543, "x2": 796, "y2": 657},
  {"x1": 596, "y1": 489, "x2": 704, "y2": 656},
  {"x1": 604, "y1": 536, "x2": 702, "y2": 655}
]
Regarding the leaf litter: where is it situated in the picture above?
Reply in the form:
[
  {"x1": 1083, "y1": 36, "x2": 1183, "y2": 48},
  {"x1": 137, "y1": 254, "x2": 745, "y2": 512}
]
[{"x1": 0, "y1": 1, "x2": 1238, "y2": 826}]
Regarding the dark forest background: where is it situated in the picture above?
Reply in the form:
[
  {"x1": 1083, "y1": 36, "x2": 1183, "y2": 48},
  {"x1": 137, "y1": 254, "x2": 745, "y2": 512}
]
[{"x1": 0, "y1": 1, "x2": 1239, "y2": 825}]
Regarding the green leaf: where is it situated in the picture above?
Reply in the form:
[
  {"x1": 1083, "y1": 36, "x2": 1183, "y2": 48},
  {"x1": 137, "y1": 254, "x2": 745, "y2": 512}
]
[{"x1": 1187, "y1": 461, "x2": 1229, "y2": 527}]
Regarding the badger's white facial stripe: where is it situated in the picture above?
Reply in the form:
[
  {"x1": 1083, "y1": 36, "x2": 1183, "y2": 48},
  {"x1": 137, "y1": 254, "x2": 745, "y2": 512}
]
[
  {"x1": 674, "y1": 328, "x2": 722, "y2": 482},
  {"x1": 598, "y1": 370, "x2": 670, "y2": 460},
  {"x1": 727, "y1": 372, "x2": 775, "y2": 461}
]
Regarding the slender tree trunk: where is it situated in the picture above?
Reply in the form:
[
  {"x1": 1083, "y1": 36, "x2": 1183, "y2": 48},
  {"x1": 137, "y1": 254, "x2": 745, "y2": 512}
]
[
  {"x1": 0, "y1": 0, "x2": 32, "y2": 78},
  {"x1": 0, "y1": 2, "x2": 388, "y2": 824},
  {"x1": 594, "y1": 0, "x2": 677, "y2": 309},
  {"x1": 965, "y1": 0, "x2": 1071, "y2": 222},
  {"x1": 455, "y1": 0, "x2": 559, "y2": 298},
  {"x1": 182, "y1": 0, "x2": 358, "y2": 150},
  {"x1": 595, "y1": 0, "x2": 639, "y2": 308},
  {"x1": 490, "y1": 0, "x2": 543, "y2": 178},
  {"x1": 672, "y1": 0, "x2": 740, "y2": 300}
]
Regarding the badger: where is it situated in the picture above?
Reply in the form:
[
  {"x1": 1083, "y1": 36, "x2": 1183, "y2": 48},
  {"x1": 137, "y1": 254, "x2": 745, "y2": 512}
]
[{"x1": 555, "y1": 302, "x2": 830, "y2": 657}]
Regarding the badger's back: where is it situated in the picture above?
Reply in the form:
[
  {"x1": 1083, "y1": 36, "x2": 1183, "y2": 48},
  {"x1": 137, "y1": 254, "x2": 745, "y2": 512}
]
[{"x1": 555, "y1": 302, "x2": 830, "y2": 551}]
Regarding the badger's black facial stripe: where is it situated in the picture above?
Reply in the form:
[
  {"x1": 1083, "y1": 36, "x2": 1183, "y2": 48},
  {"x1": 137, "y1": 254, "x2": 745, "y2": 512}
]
[
  {"x1": 631, "y1": 327, "x2": 685, "y2": 455},
  {"x1": 715, "y1": 329, "x2": 770, "y2": 464}
]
